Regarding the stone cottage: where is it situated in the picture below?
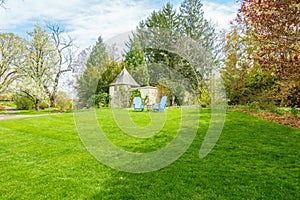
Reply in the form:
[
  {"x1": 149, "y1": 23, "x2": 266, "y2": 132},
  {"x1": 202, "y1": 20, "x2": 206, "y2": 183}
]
[{"x1": 109, "y1": 67, "x2": 158, "y2": 108}]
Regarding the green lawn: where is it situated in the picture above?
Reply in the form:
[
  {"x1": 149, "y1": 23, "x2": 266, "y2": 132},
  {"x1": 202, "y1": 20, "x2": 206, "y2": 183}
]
[{"x1": 0, "y1": 108, "x2": 299, "y2": 199}]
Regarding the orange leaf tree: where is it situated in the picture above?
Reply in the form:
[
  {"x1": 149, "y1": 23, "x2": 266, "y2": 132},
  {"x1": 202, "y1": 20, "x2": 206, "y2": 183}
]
[{"x1": 236, "y1": 0, "x2": 300, "y2": 106}]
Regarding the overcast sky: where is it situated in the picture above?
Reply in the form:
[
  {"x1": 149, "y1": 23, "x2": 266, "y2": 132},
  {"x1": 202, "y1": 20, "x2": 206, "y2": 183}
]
[{"x1": 0, "y1": 0, "x2": 239, "y2": 49}]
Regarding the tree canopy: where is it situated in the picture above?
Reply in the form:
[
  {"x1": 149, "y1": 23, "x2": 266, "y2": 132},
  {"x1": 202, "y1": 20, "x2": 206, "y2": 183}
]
[
  {"x1": 76, "y1": 36, "x2": 122, "y2": 107},
  {"x1": 0, "y1": 24, "x2": 76, "y2": 110},
  {"x1": 124, "y1": 35, "x2": 150, "y2": 86},
  {"x1": 0, "y1": 33, "x2": 26, "y2": 93},
  {"x1": 223, "y1": 0, "x2": 300, "y2": 106},
  {"x1": 134, "y1": 1, "x2": 217, "y2": 105},
  {"x1": 19, "y1": 24, "x2": 59, "y2": 111}
]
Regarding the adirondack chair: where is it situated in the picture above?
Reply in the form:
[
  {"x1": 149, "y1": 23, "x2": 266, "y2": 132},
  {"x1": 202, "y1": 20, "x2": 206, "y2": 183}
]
[
  {"x1": 152, "y1": 96, "x2": 167, "y2": 112},
  {"x1": 133, "y1": 97, "x2": 144, "y2": 111}
]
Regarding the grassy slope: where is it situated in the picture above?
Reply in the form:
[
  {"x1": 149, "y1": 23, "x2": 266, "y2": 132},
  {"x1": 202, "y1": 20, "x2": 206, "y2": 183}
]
[{"x1": 0, "y1": 109, "x2": 299, "y2": 199}]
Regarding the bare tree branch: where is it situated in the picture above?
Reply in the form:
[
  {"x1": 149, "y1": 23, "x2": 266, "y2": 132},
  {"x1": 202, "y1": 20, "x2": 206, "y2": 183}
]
[
  {"x1": 45, "y1": 23, "x2": 77, "y2": 106},
  {"x1": 0, "y1": 0, "x2": 6, "y2": 8}
]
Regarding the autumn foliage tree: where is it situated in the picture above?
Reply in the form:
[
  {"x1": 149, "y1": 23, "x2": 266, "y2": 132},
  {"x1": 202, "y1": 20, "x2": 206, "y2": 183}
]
[{"x1": 236, "y1": 0, "x2": 300, "y2": 106}]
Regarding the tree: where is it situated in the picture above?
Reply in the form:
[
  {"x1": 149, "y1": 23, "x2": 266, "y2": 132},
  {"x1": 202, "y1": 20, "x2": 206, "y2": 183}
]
[
  {"x1": 86, "y1": 36, "x2": 109, "y2": 73},
  {"x1": 76, "y1": 61, "x2": 122, "y2": 108},
  {"x1": 76, "y1": 65, "x2": 100, "y2": 107},
  {"x1": 134, "y1": 1, "x2": 218, "y2": 105},
  {"x1": 222, "y1": 25, "x2": 252, "y2": 104},
  {"x1": 125, "y1": 35, "x2": 149, "y2": 86},
  {"x1": 178, "y1": 0, "x2": 218, "y2": 102},
  {"x1": 73, "y1": 47, "x2": 91, "y2": 76},
  {"x1": 136, "y1": 2, "x2": 186, "y2": 91},
  {"x1": 20, "y1": 24, "x2": 59, "y2": 111},
  {"x1": 44, "y1": 24, "x2": 76, "y2": 107},
  {"x1": 222, "y1": 21, "x2": 279, "y2": 106},
  {"x1": 179, "y1": 0, "x2": 216, "y2": 52},
  {"x1": 76, "y1": 37, "x2": 109, "y2": 107},
  {"x1": 137, "y1": 3, "x2": 180, "y2": 70},
  {"x1": 236, "y1": 0, "x2": 300, "y2": 106},
  {"x1": 96, "y1": 61, "x2": 122, "y2": 94},
  {"x1": 55, "y1": 91, "x2": 73, "y2": 112},
  {"x1": 0, "y1": 33, "x2": 26, "y2": 93},
  {"x1": 0, "y1": 0, "x2": 5, "y2": 8}
]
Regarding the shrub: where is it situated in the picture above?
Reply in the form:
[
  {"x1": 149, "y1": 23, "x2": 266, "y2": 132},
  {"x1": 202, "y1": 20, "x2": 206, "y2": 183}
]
[
  {"x1": 258, "y1": 101, "x2": 276, "y2": 111},
  {"x1": 56, "y1": 91, "x2": 73, "y2": 112},
  {"x1": 40, "y1": 102, "x2": 49, "y2": 110},
  {"x1": 0, "y1": 105, "x2": 5, "y2": 111},
  {"x1": 57, "y1": 101, "x2": 72, "y2": 112},
  {"x1": 12, "y1": 94, "x2": 34, "y2": 110},
  {"x1": 95, "y1": 93, "x2": 110, "y2": 107},
  {"x1": 0, "y1": 93, "x2": 12, "y2": 101},
  {"x1": 291, "y1": 106, "x2": 298, "y2": 119},
  {"x1": 248, "y1": 101, "x2": 260, "y2": 112},
  {"x1": 130, "y1": 89, "x2": 141, "y2": 106},
  {"x1": 271, "y1": 107, "x2": 285, "y2": 116},
  {"x1": 87, "y1": 93, "x2": 110, "y2": 108}
]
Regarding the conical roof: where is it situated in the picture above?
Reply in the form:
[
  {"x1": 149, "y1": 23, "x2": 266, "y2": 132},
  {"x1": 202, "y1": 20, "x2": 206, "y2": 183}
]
[{"x1": 110, "y1": 67, "x2": 140, "y2": 87}]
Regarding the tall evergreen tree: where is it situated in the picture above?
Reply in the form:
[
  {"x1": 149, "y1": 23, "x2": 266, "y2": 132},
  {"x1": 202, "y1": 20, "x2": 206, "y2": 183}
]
[
  {"x1": 125, "y1": 35, "x2": 150, "y2": 86},
  {"x1": 86, "y1": 36, "x2": 109, "y2": 73},
  {"x1": 76, "y1": 64, "x2": 100, "y2": 107},
  {"x1": 136, "y1": 2, "x2": 184, "y2": 92},
  {"x1": 134, "y1": 1, "x2": 218, "y2": 105},
  {"x1": 179, "y1": 0, "x2": 216, "y2": 51},
  {"x1": 76, "y1": 37, "x2": 109, "y2": 107},
  {"x1": 76, "y1": 35, "x2": 123, "y2": 107},
  {"x1": 178, "y1": 0, "x2": 218, "y2": 81}
]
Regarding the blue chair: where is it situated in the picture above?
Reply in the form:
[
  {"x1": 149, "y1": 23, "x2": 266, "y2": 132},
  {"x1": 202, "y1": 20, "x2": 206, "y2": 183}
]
[
  {"x1": 133, "y1": 97, "x2": 144, "y2": 111},
  {"x1": 152, "y1": 96, "x2": 167, "y2": 112}
]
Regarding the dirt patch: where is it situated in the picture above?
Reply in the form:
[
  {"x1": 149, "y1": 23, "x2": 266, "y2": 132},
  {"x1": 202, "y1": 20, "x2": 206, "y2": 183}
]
[{"x1": 235, "y1": 110, "x2": 300, "y2": 130}]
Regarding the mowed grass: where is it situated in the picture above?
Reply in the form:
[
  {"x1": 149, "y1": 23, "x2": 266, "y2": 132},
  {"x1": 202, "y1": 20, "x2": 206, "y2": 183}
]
[{"x1": 0, "y1": 108, "x2": 299, "y2": 199}]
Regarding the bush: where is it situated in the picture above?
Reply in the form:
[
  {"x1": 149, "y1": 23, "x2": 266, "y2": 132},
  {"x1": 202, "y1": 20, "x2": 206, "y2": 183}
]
[
  {"x1": 258, "y1": 101, "x2": 276, "y2": 111},
  {"x1": 95, "y1": 93, "x2": 110, "y2": 107},
  {"x1": 129, "y1": 89, "x2": 141, "y2": 106},
  {"x1": 12, "y1": 94, "x2": 34, "y2": 110},
  {"x1": 0, "y1": 105, "x2": 5, "y2": 111},
  {"x1": 40, "y1": 102, "x2": 49, "y2": 110},
  {"x1": 56, "y1": 91, "x2": 73, "y2": 112},
  {"x1": 291, "y1": 106, "x2": 298, "y2": 119},
  {"x1": 57, "y1": 101, "x2": 72, "y2": 112},
  {"x1": 271, "y1": 107, "x2": 285, "y2": 116},
  {"x1": 0, "y1": 93, "x2": 12, "y2": 101},
  {"x1": 87, "y1": 93, "x2": 110, "y2": 108},
  {"x1": 248, "y1": 101, "x2": 260, "y2": 112}
]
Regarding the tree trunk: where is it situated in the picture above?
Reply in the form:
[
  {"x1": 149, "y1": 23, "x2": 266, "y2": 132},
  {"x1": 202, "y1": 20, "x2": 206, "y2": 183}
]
[
  {"x1": 50, "y1": 93, "x2": 56, "y2": 107},
  {"x1": 35, "y1": 99, "x2": 40, "y2": 111}
]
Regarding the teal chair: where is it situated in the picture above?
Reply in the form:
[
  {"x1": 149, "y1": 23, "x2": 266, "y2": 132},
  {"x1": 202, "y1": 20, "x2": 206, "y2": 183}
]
[
  {"x1": 152, "y1": 96, "x2": 167, "y2": 112},
  {"x1": 133, "y1": 97, "x2": 144, "y2": 112}
]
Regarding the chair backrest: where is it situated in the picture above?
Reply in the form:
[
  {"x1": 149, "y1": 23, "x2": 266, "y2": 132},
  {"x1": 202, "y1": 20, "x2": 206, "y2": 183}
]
[
  {"x1": 133, "y1": 97, "x2": 143, "y2": 108},
  {"x1": 159, "y1": 96, "x2": 167, "y2": 108}
]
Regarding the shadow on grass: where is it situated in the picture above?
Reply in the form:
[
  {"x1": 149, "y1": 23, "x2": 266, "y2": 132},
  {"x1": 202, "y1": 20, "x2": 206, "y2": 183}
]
[{"x1": 90, "y1": 111, "x2": 300, "y2": 199}]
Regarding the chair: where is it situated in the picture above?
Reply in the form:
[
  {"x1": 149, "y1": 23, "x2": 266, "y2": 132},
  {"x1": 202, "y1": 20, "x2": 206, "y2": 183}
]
[
  {"x1": 152, "y1": 96, "x2": 167, "y2": 112},
  {"x1": 133, "y1": 97, "x2": 144, "y2": 111}
]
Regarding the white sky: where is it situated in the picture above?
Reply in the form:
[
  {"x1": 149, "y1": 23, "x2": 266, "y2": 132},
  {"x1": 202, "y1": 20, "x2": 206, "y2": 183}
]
[{"x1": 0, "y1": 0, "x2": 239, "y2": 49}]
